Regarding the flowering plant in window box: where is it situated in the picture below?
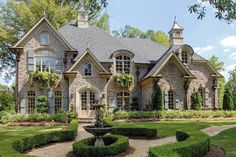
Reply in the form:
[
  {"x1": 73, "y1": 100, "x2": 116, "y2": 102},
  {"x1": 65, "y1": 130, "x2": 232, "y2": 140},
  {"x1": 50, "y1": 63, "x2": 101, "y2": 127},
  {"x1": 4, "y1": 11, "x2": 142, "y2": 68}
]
[
  {"x1": 28, "y1": 70, "x2": 59, "y2": 90},
  {"x1": 113, "y1": 73, "x2": 134, "y2": 88}
]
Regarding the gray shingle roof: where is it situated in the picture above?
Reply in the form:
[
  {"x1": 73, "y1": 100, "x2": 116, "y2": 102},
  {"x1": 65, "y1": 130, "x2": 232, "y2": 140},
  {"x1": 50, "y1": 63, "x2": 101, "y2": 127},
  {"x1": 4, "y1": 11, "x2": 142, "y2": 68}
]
[{"x1": 58, "y1": 24, "x2": 206, "y2": 65}]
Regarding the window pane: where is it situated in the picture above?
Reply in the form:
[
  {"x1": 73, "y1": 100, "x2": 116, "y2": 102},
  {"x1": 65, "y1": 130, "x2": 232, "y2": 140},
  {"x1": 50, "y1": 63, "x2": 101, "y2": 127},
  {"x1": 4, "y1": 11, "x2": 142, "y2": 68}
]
[
  {"x1": 90, "y1": 92, "x2": 95, "y2": 110},
  {"x1": 81, "y1": 92, "x2": 87, "y2": 110},
  {"x1": 116, "y1": 61, "x2": 122, "y2": 73},
  {"x1": 40, "y1": 32, "x2": 49, "y2": 45},
  {"x1": 168, "y1": 91, "x2": 174, "y2": 109},
  {"x1": 84, "y1": 63, "x2": 92, "y2": 76},
  {"x1": 27, "y1": 91, "x2": 36, "y2": 114}
]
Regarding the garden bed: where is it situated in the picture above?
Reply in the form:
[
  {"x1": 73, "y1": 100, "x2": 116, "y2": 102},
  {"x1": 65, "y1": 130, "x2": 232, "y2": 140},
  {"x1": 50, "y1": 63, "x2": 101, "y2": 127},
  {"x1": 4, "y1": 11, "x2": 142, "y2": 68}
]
[{"x1": 7, "y1": 121, "x2": 67, "y2": 126}]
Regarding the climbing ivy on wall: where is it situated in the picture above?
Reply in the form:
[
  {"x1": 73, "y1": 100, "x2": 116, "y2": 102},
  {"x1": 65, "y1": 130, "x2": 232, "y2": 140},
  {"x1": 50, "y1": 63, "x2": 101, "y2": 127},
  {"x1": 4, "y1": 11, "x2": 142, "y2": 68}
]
[
  {"x1": 28, "y1": 70, "x2": 59, "y2": 90},
  {"x1": 113, "y1": 73, "x2": 134, "y2": 88}
]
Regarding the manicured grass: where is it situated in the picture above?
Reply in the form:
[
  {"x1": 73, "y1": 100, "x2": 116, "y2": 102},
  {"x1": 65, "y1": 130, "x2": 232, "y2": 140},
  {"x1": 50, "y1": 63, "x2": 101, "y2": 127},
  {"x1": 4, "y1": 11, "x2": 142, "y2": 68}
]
[
  {"x1": 0, "y1": 125, "x2": 64, "y2": 156},
  {"x1": 211, "y1": 127, "x2": 236, "y2": 157},
  {"x1": 110, "y1": 120, "x2": 236, "y2": 137}
]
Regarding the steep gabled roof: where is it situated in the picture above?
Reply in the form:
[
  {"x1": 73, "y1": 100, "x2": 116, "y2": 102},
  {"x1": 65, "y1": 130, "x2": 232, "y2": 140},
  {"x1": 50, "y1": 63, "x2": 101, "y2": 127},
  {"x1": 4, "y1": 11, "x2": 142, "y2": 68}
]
[
  {"x1": 68, "y1": 48, "x2": 107, "y2": 72},
  {"x1": 12, "y1": 16, "x2": 74, "y2": 50},
  {"x1": 141, "y1": 46, "x2": 195, "y2": 82}
]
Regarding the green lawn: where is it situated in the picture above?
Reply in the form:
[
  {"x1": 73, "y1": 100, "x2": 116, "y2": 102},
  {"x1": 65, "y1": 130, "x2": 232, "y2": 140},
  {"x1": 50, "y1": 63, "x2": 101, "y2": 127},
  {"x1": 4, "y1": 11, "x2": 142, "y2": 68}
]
[
  {"x1": 111, "y1": 120, "x2": 236, "y2": 137},
  {"x1": 0, "y1": 125, "x2": 64, "y2": 156},
  {"x1": 211, "y1": 127, "x2": 236, "y2": 157}
]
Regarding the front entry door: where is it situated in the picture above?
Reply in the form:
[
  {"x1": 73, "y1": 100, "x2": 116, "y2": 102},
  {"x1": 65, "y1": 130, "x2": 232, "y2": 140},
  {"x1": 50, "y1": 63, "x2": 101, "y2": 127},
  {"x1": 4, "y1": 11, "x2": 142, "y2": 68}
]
[{"x1": 80, "y1": 91, "x2": 96, "y2": 118}]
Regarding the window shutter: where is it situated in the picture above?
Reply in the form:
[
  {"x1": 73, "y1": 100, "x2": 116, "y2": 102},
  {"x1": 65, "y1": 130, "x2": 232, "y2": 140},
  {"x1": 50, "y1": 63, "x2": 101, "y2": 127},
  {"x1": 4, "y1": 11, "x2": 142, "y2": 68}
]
[
  {"x1": 19, "y1": 90, "x2": 26, "y2": 114},
  {"x1": 55, "y1": 51, "x2": 62, "y2": 73},
  {"x1": 27, "y1": 50, "x2": 34, "y2": 71},
  {"x1": 63, "y1": 91, "x2": 69, "y2": 111},
  {"x1": 164, "y1": 91, "x2": 168, "y2": 110},
  {"x1": 175, "y1": 93, "x2": 180, "y2": 109},
  {"x1": 205, "y1": 88, "x2": 209, "y2": 107}
]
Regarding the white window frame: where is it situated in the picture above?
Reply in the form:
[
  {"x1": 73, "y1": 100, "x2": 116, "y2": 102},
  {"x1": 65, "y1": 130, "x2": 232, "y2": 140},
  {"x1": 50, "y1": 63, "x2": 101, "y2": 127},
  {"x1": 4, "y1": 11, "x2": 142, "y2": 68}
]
[
  {"x1": 81, "y1": 91, "x2": 96, "y2": 111},
  {"x1": 34, "y1": 51, "x2": 56, "y2": 72},
  {"x1": 54, "y1": 91, "x2": 63, "y2": 112},
  {"x1": 40, "y1": 31, "x2": 49, "y2": 45},
  {"x1": 27, "y1": 91, "x2": 36, "y2": 114},
  {"x1": 116, "y1": 91, "x2": 131, "y2": 110},
  {"x1": 181, "y1": 51, "x2": 188, "y2": 64},
  {"x1": 115, "y1": 55, "x2": 131, "y2": 74}
]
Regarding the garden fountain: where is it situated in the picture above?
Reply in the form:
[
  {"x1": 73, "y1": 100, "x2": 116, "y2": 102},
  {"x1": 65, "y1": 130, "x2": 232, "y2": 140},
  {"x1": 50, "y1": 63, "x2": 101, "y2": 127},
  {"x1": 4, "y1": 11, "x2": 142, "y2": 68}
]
[{"x1": 83, "y1": 100, "x2": 113, "y2": 147}]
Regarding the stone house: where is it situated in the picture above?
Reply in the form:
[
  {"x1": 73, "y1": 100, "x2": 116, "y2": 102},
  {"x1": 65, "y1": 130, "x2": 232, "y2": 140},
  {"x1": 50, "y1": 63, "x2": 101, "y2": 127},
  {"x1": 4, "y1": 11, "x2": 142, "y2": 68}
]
[{"x1": 10, "y1": 5, "x2": 222, "y2": 118}]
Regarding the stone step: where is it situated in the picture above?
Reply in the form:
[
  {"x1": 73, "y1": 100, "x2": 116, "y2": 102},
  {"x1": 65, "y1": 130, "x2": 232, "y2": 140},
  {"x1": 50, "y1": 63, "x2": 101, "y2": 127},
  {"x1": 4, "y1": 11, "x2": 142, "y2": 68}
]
[{"x1": 78, "y1": 117, "x2": 96, "y2": 123}]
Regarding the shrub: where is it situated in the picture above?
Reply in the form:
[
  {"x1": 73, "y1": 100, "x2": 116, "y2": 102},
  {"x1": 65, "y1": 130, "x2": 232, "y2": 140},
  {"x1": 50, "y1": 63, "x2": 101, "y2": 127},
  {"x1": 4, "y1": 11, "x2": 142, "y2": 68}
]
[
  {"x1": 148, "y1": 130, "x2": 210, "y2": 157},
  {"x1": 53, "y1": 110, "x2": 69, "y2": 123},
  {"x1": 130, "y1": 97, "x2": 140, "y2": 110},
  {"x1": 73, "y1": 135, "x2": 129, "y2": 157},
  {"x1": 223, "y1": 86, "x2": 234, "y2": 110},
  {"x1": 151, "y1": 84, "x2": 164, "y2": 111},
  {"x1": 67, "y1": 111, "x2": 77, "y2": 122},
  {"x1": 191, "y1": 91, "x2": 202, "y2": 110},
  {"x1": 12, "y1": 119, "x2": 78, "y2": 154},
  {"x1": 112, "y1": 127, "x2": 157, "y2": 138},
  {"x1": 113, "y1": 110, "x2": 236, "y2": 120},
  {"x1": 36, "y1": 96, "x2": 48, "y2": 113}
]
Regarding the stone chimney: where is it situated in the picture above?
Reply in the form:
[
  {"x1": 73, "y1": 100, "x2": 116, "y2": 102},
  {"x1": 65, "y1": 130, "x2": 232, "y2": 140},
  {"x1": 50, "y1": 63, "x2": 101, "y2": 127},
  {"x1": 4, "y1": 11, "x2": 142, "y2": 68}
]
[
  {"x1": 77, "y1": 1, "x2": 89, "y2": 28},
  {"x1": 168, "y1": 18, "x2": 184, "y2": 46}
]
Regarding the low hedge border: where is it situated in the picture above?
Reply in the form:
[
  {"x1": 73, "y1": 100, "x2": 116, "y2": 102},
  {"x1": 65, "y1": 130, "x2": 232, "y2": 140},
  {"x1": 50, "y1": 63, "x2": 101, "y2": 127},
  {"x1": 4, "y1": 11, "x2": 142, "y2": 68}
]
[
  {"x1": 114, "y1": 110, "x2": 236, "y2": 120},
  {"x1": 73, "y1": 135, "x2": 129, "y2": 157},
  {"x1": 112, "y1": 127, "x2": 157, "y2": 138},
  {"x1": 10, "y1": 119, "x2": 78, "y2": 156},
  {"x1": 148, "y1": 130, "x2": 210, "y2": 157}
]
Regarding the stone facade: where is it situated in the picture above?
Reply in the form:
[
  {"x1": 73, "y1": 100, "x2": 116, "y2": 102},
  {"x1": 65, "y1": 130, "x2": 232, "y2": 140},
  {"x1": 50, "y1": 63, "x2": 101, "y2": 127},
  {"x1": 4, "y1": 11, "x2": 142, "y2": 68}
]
[{"x1": 12, "y1": 16, "x2": 221, "y2": 117}]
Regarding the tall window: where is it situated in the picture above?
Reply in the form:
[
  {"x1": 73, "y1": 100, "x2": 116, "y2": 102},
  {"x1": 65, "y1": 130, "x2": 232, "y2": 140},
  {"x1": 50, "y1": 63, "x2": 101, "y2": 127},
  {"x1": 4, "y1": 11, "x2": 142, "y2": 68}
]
[
  {"x1": 198, "y1": 87, "x2": 205, "y2": 107},
  {"x1": 54, "y1": 91, "x2": 62, "y2": 112},
  {"x1": 81, "y1": 91, "x2": 96, "y2": 110},
  {"x1": 181, "y1": 51, "x2": 188, "y2": 64},
  {"x1": 27, "y1": 91, "x2": 36, "y2": 114},
  {"x1": 84, "y1": 62, "x2": 92, "y2": 76},
  {"x1": 117, "y1": 92, "x2": 130, "y2": 110},
  {"x1": 81, "y1": 92, "x2": 87, "y2": 110},
  {"x1": 40, "y1": 31, "x2": 49, "y2": 45},
  {"x1": 116, "y1": 55, "x2": 130, "y2": 73},
  {"x1": 35, "y1": 51, "x2": 56, "y2": 72},
  {"x1": 168, "y1": 90, "x2": 174, "y2": 109}
]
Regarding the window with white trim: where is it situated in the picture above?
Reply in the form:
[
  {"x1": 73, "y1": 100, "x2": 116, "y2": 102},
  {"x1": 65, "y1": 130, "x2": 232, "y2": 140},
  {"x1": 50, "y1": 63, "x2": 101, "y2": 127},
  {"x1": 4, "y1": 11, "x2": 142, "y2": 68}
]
[
  {"x1": 27, "y1": 91, "x2": 36, "y2": 114},
  {"x1": 115, "y1": 55, "x2": 130, "y2": 73},
  {"x1": 181, "y1": 51, "x2": 188, "y2": 64},
  {"x1": 54, "y1": 91, "x2": 62, "y2": 112},
  {"x1": 117, "y1": 92, "x2": 130, "y2": 110},
  {"x1": 81, "y1": 91, "x2": 87, "y2": 110},
  {"x1": 89, "y1": 92, "x2": 95, "y2": 110},
  {"x1": 84, "y1": 62, "x2": 92, "y2": 76},
  {"x1": 168, "y1": 90, "x2": 174, "y2": 109},
  {"x1": 35, "y1": 51, "x2": 56, "y2": 72},
  {"x1": 198, "y1": 87, "x2": 205, "y2": 107},
  {"x1": 81, "y1": 91, "x2": 96, "y2": 110},
  {"x1": 40, "y1": 31, "x2": 49, "y2": 45}
]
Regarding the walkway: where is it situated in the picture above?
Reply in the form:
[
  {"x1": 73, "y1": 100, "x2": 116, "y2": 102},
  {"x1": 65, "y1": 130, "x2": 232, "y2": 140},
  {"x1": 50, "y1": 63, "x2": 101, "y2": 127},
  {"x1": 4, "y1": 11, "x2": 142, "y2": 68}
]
[{"x1": 27, "y1": 124, "x2": 236, "y2": 157}]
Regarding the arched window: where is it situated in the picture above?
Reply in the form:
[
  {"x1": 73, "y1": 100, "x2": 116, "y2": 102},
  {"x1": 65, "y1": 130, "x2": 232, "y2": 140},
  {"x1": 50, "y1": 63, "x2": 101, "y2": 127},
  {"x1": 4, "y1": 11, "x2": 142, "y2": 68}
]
[
  {"x1": 198, "y1": 87, "x2": 205, "y2": 107},
  {"x1": 117, "y1": 91, "x2": 130, "y2": 110},
  {"x1": 115, "y1": 55, "x2": 130, "y2": 73},
  {"x1": 27, "y1": 91, "x2": 36, "y2": 114},
  {"x1": 168, "y1": 90, "x2": 174, "y2": 109},
  {"x1": 181, "y1": 51, "x2": 188, "y2": 64},
  {"x1": 35, "y1": 51, "x2": 56, "y2": 72},
  {"x1": 84, "y1": 62, "x2": 92, "y2": 76},
  {"x1": 40, "y1": 31, "x2": 49, "y2": 45},
  {"x1": 54, "y1": 91, "x2": 62, "y2": 112}
]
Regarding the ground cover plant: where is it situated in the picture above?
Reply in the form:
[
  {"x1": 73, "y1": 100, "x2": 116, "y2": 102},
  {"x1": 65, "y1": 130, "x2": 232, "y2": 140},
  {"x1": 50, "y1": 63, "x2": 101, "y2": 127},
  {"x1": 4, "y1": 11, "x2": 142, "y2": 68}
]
[{"x1": 211, "y1": 127, "x2": 236, "y2": 157}]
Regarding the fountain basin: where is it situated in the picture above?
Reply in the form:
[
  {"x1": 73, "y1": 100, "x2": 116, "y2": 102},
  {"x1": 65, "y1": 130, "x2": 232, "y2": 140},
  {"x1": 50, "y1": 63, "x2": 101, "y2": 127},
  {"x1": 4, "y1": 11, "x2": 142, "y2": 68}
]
[{"x1": 84, "y1": 125, "x2": 113, "y2": 137}]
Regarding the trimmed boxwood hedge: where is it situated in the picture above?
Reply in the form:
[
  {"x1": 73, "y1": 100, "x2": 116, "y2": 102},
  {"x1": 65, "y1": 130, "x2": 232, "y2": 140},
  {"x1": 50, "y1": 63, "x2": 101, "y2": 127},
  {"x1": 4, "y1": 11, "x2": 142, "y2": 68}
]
[
  {"x1": 148, "y1": 130, "x2": 210, "y2": 157},
  {"x1": 112, "y1": 127, "x2": 157, "y2": 138},
  {"x1": 73, "y1": 135, "x2": 129, "y2": 157},
  {"x1": 11, "y1": 119, "x2": 78, "y2": 154}
]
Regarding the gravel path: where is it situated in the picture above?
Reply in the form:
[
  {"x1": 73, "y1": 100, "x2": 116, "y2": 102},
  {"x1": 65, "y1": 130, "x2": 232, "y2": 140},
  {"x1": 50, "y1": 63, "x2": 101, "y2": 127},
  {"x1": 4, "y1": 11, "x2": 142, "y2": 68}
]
[
  {"x1": 201, "y1": 124, "x2": 236, "y2": 136},
  {"x1": 27, "y1": 124, "x2": 236, "y2": 157}
]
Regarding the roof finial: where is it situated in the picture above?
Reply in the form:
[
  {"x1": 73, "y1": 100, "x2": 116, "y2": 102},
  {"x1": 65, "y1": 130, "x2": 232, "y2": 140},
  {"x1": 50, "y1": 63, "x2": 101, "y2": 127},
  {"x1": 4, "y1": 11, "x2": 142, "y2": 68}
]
[
  {"x1": 78, "y1": 0, "x2": 86, "y2": 12},
  {"x1": 43, "y1": 10, "x2": 46, "y2": 17},
  {"x1": 174, "y1": 16, "x2": 177, "y2": 23}
]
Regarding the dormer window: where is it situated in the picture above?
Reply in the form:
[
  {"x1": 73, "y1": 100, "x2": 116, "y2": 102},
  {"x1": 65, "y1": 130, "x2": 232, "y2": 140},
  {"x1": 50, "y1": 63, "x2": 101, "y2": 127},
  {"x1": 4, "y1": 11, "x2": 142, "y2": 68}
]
[
  {"x1": 40, "y1": 31, "x2": 49, "y2": 45},
  {"x1": 181, "y1": 51, "x2": 188, "y2": 64},
  {"x1": 115, "y1": 55, "x2": 130, "y2": 73},
  {"x1": 84, "y1": 62, "x2": 92, "y2": 76}
]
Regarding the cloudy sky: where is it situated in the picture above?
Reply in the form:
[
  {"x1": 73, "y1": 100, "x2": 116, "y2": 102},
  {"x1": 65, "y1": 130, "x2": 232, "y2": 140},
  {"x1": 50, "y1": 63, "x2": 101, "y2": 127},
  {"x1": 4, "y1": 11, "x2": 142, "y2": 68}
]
[{"x1": 0, "y1": 0, "x2": 236, "y2": 85}]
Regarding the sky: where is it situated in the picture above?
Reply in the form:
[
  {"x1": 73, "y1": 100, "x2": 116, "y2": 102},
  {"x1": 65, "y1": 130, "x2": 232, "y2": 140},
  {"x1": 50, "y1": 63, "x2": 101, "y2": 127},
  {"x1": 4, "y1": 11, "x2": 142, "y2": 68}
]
[{"x1": 1, "y1": 0, "x2": 236, "y2": 85}]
